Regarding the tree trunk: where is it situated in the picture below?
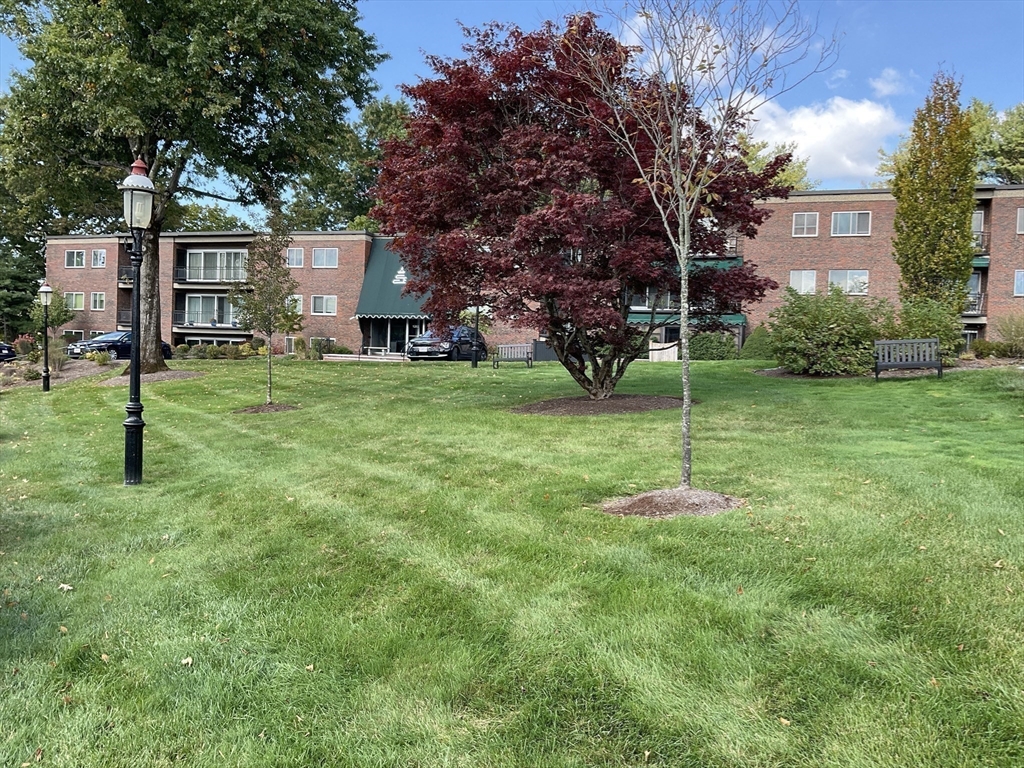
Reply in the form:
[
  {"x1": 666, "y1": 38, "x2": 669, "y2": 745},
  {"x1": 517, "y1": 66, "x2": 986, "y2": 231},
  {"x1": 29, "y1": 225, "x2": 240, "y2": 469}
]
[
  {"x1": 678, "y1": 224, "x2": 692, "y2": 490},
  {"x1": 139, "y1": 224, "x2": 168, "y2": 374},
  {"x1": 266, "y1": 332, "x2": 273, "y2": 405}
]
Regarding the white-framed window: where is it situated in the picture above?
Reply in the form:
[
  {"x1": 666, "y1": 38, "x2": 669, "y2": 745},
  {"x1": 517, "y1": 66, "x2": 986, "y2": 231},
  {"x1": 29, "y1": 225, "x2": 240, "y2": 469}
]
[
  {"x1": 284, "y1": 336, "x2": 296, "y2": 354},
  {"x1": 63, "y1": 291, "x2": 85, "y2": 310},
  {"x1": 789, "y1": 270, "x2": 817, "y2": 294},
  {"x1": 828, "y1": 269, "x2": 869, "y2": 295},
  {"x1": 792, "y1": 212, "x2": 818, "y2": 237},
  {"x1": 64, "y1": 250, "x2": 85, "y2": 268},
  {"x1": 311, "y1": 295, "x2": 337, "y2": 315},
  {"x1": 1017, "y1": 208, "x2": 1024, "y2": 235},
  {"x1": 90, "y1": 292, "x2": 105, "y2": 311},
  {"x1": 312, "y1": 248, "x2": 338, "y2": 268},
  {"x1": 287, "y1": 294, "x2": 302, "y2": 313},
  {"x1": 287, "y1": 247, "x2": 304, "y2": 267},
  {"x1": 184, "y1": 294, "x2": 237, "y2": 325},
  {"x1": 91, "y1": 249, "x2": 106, "y2": 268},
  {"x1": 831, "y1": 211, "x2": 871, "y2": 236},
  {"x1": 1014, "y1": 270, "x2": 1024, "y2": 296},
  {"x1": 185, "y1": 250, "x2": 247, "y2": 281},
  {"x1": 89, "y1": 330, "x2": 105, "y2": 338},
  {"x1": 63, "y1": 330, "x2": 84, "y2": 341}
]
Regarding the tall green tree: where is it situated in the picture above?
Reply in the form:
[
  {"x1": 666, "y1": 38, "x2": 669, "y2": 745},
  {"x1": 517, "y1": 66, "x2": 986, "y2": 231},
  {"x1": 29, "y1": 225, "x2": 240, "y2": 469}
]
[
  {"x1": 286, "y1": 97, "x2": 410, "y2": 231},
  {"x1": 970, "y1": 99, "x2": 1024, "y2": 184},
  {"x1": 739, "y1": 135, "x2": 819, "y2": 191},
  {"x1": 0, "y1": 0, "x2": 383, "y2": 372},
  {"x1": 0, "y1": 242, "x2": 40, "y2": 340},
  {"x1": 891, "y1": 72, "x2": 976, "y2": 308},
  {"x1": 227, "y1": 213, "x2": 301, "y2": 406}
]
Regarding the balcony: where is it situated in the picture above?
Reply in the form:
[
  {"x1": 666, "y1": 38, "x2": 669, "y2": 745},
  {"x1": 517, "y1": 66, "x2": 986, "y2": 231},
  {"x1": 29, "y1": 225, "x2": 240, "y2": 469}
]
[
  {"x1": 174, "y1": 266, "x2": 247, "y2": 283},
  {"x1": 172, "y1": 310, "x2": 240, "y2": 327},
  {"x1": 972, "y1": 231, "x2": 990, "y2": 255},
  {"x1": 118, "y1": 266, "x2": 134, "y2": 284},
  {"x1": 963, "y1": 292, "x2": 986, "y2": 317}
]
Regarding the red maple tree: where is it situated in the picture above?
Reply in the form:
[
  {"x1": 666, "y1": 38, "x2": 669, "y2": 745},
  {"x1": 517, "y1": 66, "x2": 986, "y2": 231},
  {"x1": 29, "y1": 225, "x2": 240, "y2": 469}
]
[{"x1": 373, "y1": 18, "x2": 787, "y2": 398}]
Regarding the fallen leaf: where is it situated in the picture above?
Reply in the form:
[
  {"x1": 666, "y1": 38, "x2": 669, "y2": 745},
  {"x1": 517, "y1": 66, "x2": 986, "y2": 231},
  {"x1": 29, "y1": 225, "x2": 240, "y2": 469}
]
[
  {"x1": 100, "y1": 654, "x2": 109, "y2": 663},
  {"x1": 58, "y1": 583, "x2": 73, "y2": 592},
  {"x1": 305, "y1": 664, "x2": 314, "y2": 671},
  {"x1": 956, "y1": 644, "x2": 965, "y2": 652},
  {"x1": 929, "y1": 677, "x2": 940, "y2": 688},
  {"x1": 59, "y1": 626, "x2": 68, "y2": 634},
  {"x1": 181, "y1": 656, "x2": 193, "y2": 667},
  {"x1": 736, "y1": 586, "x2": 744, "y2": 595},
  {"x1": 998, "y1": 529, "x2": 1006, "y2": 536},
  {"x1": 779, "y1": 717, "x2": 791, "y2": 726},
  {"x1": 994, "y1": 560, "x2": 1005, "y2": 569},
  {"x1": 149, "y1": 558, "x2": 155, "y2": 565}
]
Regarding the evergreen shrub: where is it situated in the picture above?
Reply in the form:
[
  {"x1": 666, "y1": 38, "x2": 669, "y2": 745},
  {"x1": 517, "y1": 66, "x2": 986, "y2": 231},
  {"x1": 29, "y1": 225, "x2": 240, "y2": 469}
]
[
  {"x1": 738, "y1": 325, "x2": 773, "y2": 360},
  {"x1": 689, "y1": 332, "x2": 737, "y2": 360}
]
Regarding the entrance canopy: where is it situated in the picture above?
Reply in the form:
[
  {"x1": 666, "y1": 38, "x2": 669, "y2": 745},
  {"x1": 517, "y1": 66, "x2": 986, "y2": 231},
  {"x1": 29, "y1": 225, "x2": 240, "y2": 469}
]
[{"x1": 354, "y1": 239, "x2": 430, "y2": 320}]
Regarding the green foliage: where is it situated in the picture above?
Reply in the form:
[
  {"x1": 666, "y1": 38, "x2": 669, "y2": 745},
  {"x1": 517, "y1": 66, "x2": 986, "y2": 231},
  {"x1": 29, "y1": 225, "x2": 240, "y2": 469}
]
[
  {"x1": 29, "y1": 290, "x2": 75, "y2": 337},
  {"x1": 0, "y1": 242, "x2": 41, "y2": 339},
  {"x1": 21, "y1": 366, "x2": 41, "y2": 380},
  {"x1": 738, "y1": 324, "x2": 774, "y2": 360},
  {"x1": 738, "y1": 134, "x2": 819, "y2": 190},
  {"x1": 286, "y1": 97, "x2": 410, "y2": 230},
  {"x1": 889, "y1": 296, "x2": 964, "y2": 362},
  {"x1": 970, "y1": 339, "x2": 1010, "y2": 358},
  {"x1": 891, "y1": 73, "x2": 976, "y2": 307},
  {"x1": 221, "y1": 344, "x2": 242, "y2": 359},
  {"x1": 768, "y1": 286, "x2": 886, "y2": 375},
  {"x1": 173, "y1": 344, "x2": 190, "y2": 358},
  {"x1": 993, "y1": 313, "x2": 1024, "y2": 356},
  {"x1": 970, "y1": 99, "x2": 1024, "y2": 184},
  {"x1": 689, "y1": 331, "x2": 737, "y2": 360},
  {"x1": 293, "y1": 336, "x2": 307, "y2": 359},
  {"x1": 250, "y1": 337, "x2": 266, "y2": 350},
  {"x1": 164, "y1": 201, "x2": 252, "y2": 232},
  {"x1": 88, "y1": 350, "x2": 111, "y2": 366},
  {"x1": 14, "y1": 334, "x2": 35, "y2": 356}
]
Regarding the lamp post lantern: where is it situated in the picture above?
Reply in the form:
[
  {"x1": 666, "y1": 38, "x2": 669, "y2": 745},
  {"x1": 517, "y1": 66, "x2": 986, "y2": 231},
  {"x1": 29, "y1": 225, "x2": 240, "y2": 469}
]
[
  {"x1": 38, "y1": 282, "x2": 52, "y2": 392},
  {"x1": 117, "y1": 157, "x2": 155, "y2": 485}
]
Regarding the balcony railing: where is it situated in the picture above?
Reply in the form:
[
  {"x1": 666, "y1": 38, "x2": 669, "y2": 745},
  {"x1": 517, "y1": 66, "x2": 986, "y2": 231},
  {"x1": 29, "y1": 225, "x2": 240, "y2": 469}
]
[
  {"x1": 118, "y1": 266, "x2": 134, "y2": 283},
  {"x1": 174, "y1": 266, "x2": 247, "y2": 282},
  {"x1": 172, "y1": 310, "x2": 240, "y2": 327},
  {"x1": 972, "y1": 231, "x2": 990, "y2": 254},
  {"x1": 963, "y1": 292, "x2": 986, "y2": 316},
  {"x1": 117, "y1": 309, "x2": 132, "y2": 325}
]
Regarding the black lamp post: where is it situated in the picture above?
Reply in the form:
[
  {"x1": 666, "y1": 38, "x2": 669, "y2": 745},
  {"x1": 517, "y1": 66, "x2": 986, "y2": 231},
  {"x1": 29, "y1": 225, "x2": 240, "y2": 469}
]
[
  {"x1": 471, "y1": 303, "x2": 481, "y2": 369},
  {"x1": 118, "y1": 158, "x2": 155, "y2": 486},
  {"x1": 38, "y1": 282, "x2": 52, "y2": 392}
]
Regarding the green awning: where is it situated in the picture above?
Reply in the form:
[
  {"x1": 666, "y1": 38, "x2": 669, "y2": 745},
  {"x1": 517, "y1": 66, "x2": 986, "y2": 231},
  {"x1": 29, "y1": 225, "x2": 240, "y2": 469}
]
[
  {"x1": 626, "y1": 311, "x2": 747, "y2": 326},
  {"x1": 354, "y1": 239, "x2": 430, "y2": 319}
]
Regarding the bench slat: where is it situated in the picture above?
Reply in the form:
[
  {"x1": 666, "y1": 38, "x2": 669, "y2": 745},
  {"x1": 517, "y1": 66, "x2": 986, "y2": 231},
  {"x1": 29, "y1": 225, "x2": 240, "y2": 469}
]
[{"x1": 874, "y1": 339, "x2": 942, "y2": 379}]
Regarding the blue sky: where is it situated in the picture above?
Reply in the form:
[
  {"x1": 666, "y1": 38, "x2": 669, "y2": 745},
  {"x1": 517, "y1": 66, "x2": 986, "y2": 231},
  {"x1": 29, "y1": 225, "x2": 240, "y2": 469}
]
[{"x1": 2, "y1": 0, "x2": 1022, "y2": 189}]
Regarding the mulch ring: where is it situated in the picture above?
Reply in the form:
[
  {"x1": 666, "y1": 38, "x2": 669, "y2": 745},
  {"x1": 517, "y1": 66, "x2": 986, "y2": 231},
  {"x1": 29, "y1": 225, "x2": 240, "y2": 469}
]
[
  {"x1": 512, "y1": 393, "x2": 685, "y2": 416},
  {"x1": 603, "y1": 487, "x2": 746, "y2": 519},
  {"x1": 234, "y1": 403, "x2": 299, "y2": 414}
]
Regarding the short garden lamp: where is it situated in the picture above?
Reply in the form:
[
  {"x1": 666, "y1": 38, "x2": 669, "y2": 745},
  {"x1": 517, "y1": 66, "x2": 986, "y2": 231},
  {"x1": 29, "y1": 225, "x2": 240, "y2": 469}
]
[
  {"x1": 38, "y1": 282, "x2": 52, "y2": 392},
  {"x1": 117, "y1": 158, "x2": 155, "y2": 485}
]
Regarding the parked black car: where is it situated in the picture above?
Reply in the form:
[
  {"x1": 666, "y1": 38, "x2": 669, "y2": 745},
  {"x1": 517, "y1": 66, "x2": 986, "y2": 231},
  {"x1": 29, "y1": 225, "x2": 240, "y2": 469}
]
[
  {"x1": 67, "y1": 332, "x2": 172, "y2": 360},
  {"x1": 406, "y1": 326, "x2": 487, "y2": 361},
  {"x1": 0, "y1": 342, "x2": 15, "y2": 362}
]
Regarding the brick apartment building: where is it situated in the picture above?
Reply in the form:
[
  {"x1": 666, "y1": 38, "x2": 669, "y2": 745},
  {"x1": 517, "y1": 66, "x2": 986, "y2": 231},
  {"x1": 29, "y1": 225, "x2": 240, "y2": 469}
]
[
  {"x1": 43, "y1": 184, "x2": 1024, "y2": 351},
  {"x1": 743, "y1": 185, "x2": 1024, "y2": 346},
  {"x1": 42, "y1": 230, "x2": 531, "y2": 353}
]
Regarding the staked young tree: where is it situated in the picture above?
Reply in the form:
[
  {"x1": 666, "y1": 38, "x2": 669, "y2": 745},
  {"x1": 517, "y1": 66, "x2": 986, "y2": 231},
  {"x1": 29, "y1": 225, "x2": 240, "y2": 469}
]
[
  {"x1": 373, "y1": 17, "x2": 782, "y2": 401},
  {"x1": 891, "y1": 72, "x2": 976, "y2": 309},
  {"x1": 227, "y1": 212, "x2": 302, "y2": 406},
  {"x1": 555, "y1": 1, "x2": 836, "y2": 488},
  {"x1": 0, "y1": 0, "x2": 383, "y2": 372}
]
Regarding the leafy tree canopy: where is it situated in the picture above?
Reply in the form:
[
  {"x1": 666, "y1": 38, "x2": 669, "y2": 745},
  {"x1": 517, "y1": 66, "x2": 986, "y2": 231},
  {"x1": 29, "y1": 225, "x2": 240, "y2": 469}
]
[
  {"x1": 891, "y1": 72, "x2": 976, "y2": 308},
  {"x1": 0, "y1": 0, "x2": 384, "y2": 370},
  {"x1": 374, "y1": 17, "x2": 785, "y2": 399},
  {"x1": 286, "y1": 97, "x2": 410, "y2": 232},
  {"x1": 739, "y1": 135, "x2": 818, "y2": 191},
  {"x1": 164, "y1": 202, "x2": 252, "y2": 233}
]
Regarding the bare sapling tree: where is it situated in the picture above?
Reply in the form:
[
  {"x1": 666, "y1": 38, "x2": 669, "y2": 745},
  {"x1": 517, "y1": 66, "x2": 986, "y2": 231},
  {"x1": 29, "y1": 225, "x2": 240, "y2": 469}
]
[{"x1": 562, "y1": 0, "x2": 837, "y2": 488}]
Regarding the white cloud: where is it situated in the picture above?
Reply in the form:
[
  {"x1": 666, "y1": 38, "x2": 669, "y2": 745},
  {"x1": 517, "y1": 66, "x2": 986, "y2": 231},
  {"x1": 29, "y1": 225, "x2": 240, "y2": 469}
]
[
  {"x1": 750, "y1": 97, "x2": 906, "y2": 186},
  {"x1": 826, "y1": 69, "x2": 849, "y2": 89},
  {"x1": 869, "y1": 67, "x2": 909, "y2": 98}
]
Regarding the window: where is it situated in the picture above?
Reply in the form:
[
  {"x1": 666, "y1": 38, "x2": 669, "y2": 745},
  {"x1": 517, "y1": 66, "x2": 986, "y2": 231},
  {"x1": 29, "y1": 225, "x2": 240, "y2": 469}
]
[
  {"x1": 312, "y1": 248, "x2": 338, "y2": 268},
  {"x1": 63, "y1": 330, "x2": 84, "y2": 342},
  {"x1": 90, "y1": 292, "x2": 105, "y2": 311},
  {"x1": 792, "y1": 212, "x2": 818, "y2": 237},
  {"x1": 1015, "y1": 270, "x2": 1024, "y2": 297},
  {"x1": 789, "y1": 270, "x2": 816, "y2": 294},
  {"x1": 185, "y1": 250, "x2": 247, "y2": 281},
  {"x1": 185, "y1": 294, "x2": 237, "y2": 325},
  {"x1": 828, "y1": 270, "x2": 869, "y2": 295},
  {"x1": 287, "y1": 294, "x2": 302, "y2": 313},
  {"x1": 831, "y1": 211, "x2": 871, "y2": 236},
  {"x1": 287, "y1": 248, "x2": 304, "y2": 267},
  {"x1": 284, "y1": 336, "x2": 296, "y2": 354},
  {"x1": 311, "y1": 295, "x2": 337, "y2": 315},
  {"x1": 1017, "y1": 208, "x2": 1024, "y2": 234},
  {"x1": 65, "y1": 250, "x2": 85, "y2": 268},
  {"x1": 91, "y1": 249, "x2": 106, "y2": 268},
  {"x1": 63, "y1": 291, "x2": 85, "y2": 310},
  {"x1": 90, "y1": 330, "x2": 105, "y2": 338}
]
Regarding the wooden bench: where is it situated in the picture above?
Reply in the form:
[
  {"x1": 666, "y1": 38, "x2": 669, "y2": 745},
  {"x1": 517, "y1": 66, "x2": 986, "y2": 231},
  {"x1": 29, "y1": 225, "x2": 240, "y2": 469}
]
[
  {"x1": 492, "y1": 343, "x2": 533, "y2": 369},
  {"x1": 874, "y1": 338, "x2": 942, "y2": 380}
]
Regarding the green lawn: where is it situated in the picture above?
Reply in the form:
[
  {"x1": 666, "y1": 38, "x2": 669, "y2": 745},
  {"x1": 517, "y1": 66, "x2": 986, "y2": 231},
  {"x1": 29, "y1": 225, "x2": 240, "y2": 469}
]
[{"x1": 1, "y1": 359, "x2": 1022, "y2": 767}]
